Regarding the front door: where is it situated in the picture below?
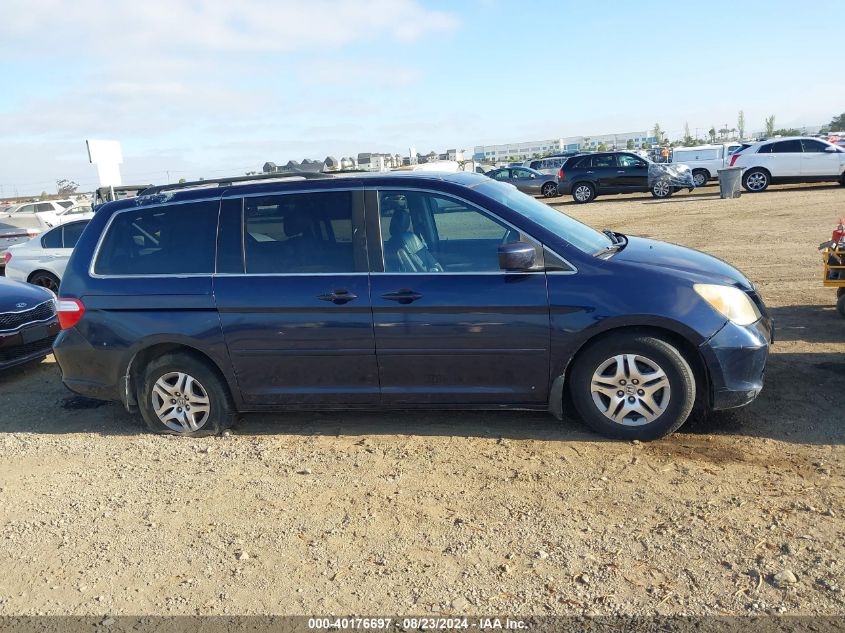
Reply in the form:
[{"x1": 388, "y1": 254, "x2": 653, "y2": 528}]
[
  {"x1": 800, "y1": 138, "x2": 844, "y2": 177},
  {"x1": 615, "y1": 153, "x2": 650, "y2": 191},
  {"x1": 368, "y1": 189, "x2": 550, "y2": 405},
  {"x1": 214, "y1": 190, "x2": 379, "y2": 406}
]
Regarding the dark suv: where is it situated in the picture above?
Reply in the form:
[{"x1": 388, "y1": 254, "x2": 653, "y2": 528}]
[
  {"x1": 53, "y1": 172, "x2": 771, "y2": 440},
  {"x1": 558, "y1": 151, "x2": 695, "y2": 203}
]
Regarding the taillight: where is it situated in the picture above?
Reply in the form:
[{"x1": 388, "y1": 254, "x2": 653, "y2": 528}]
[
  {"x1": 729, "y1": 154, "x2": 740, "y2": 167},
  {"x1": 57, "y1": 298, "x2": 85, "y2": 330},
  {"x1": 3, "y1": 252, "x2": 10, "y2": 265},
  {"x1": 558, "y1": 168, "x2": 565, "y2": 180}
]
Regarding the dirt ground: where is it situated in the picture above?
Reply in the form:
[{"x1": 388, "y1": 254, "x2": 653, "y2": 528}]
[{"x1": 0, "y1": 182, "x2": 843, "y2": 617}]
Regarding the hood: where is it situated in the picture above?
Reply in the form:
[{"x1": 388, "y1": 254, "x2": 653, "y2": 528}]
[
  {"x1": 610, "y1": 235, "x2": 752, "y2": 289},
  {"x1": 0, "y1": 276, "x2": 54, "y2": 312}
]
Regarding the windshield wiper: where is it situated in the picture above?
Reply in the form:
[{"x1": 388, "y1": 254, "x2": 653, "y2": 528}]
[{"x1": 595, "y1": 230, "x2": 627, "y2": 257}]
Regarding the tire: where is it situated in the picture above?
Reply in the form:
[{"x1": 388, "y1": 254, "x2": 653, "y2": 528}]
[
  {"x1": 571, "y1": 182, "x2": 596, "y2": 203},
  {"x1": 541, "y1": 182, "x2": 559, "y2": 198},
  {"x1": 742, "y1": 168, "x2": 770, "y2": 192},
  {"x1": 29, "y1": 270, "x2": 60, "y2": 294},
  {"x1": 651, "y1": 179, "x2": 674, "y2": 198},
  {"x1": 138, "y1": 353, "x2": 234, "y2": 436},
  {"x1": 692, "y1": 170, "x2": 709, "y2": 188},
  {"x1": 837, "y1": 294, "x2": 845, "y2": 319},
  {"x1": 569, "y1": 333, "x2": 696, "y2": 440}
]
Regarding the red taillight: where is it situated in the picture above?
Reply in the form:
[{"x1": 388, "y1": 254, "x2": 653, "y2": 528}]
[
  {"x1": 57, "y1": 298, "x2": 85, "y2": 330},
  {"x1": 558, "y1": 168, "x2": 565, "y2": 180},
  {"x1": 3, "y1": 252, "x2": 10, "y2": 265},
  {"x1": 729, "y1": 154, "x2": 740, "y2": 167}
]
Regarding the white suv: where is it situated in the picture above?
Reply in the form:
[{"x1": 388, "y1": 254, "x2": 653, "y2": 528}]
[{"x1": 730, "y1": 137, "x2": 845, "y2": 192}]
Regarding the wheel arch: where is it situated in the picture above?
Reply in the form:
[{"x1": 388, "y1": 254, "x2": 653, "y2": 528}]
[
  {"x1": 548, "y1": 324, "x2": 710, "y2": 420},
  {"x1": 122, "y1": 340, "x2": 238, "y2": 413},
  {"x1": 27, "y1": 268, "x2": 60, "y2": 283}
]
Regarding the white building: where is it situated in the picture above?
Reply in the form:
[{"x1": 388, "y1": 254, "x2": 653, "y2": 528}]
[{"x1": 473, "y1": 131, "x2": 659, "y2": 162}]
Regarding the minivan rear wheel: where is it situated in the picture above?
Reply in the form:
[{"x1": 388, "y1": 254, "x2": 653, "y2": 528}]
[
  {"x1": 572, "y1": 182, "x2": 595, "y2": 203},
  {"x1": 569, "y1": 333, "x2": 696, "y2": 440},
  {"x1": 139, "y1": 353, "x2": 234, "y2": 436}
]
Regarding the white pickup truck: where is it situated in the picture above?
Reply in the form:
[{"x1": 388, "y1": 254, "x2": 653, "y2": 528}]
[{"x1": 671, "y1": 143, "x2": 744, "y2": 187}]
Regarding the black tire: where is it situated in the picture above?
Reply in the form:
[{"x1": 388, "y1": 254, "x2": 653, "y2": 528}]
[
  {"x1": 569, "y1": 333, "x2": 696, "y2": 440},
  {"x1": 571, "y1": 182, "x2": 595, "y2": 203},
  {"x1": 651, "y1": 179, "x2": 674, "y2": 198},
  {"x1": 541, "y1": 182, "x2": 559, "y2": 198},
  {"x1": 837, "y1": 294, "x2": 845, "y2": 319},
  {"x1": 29, "y1": 270, "x2": 60, "y2": 294},
  {"x1": 692, "y1": 170, "x2": 709, "y2": 188},
  {"x1": 138, "y1": 353, "x2": 234, "y2": 436},
  {"x1": 742, "y1": 168, "x2": 770, "y2": 193}
]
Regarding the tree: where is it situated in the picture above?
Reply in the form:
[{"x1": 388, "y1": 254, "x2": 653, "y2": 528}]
[
  {"x1": 596, "y1": 143, "x2": 608, "y2": 152},
  {"x1": 178, "y1": 178, "x2": 187, "y2": 183},
  {"x1": 626, "y1": 139, "x2": 635, "y2": 150},
  {"x1": 683, "y1": 121, "x2": 692, "y2": 145},
  {"x1": 640, "y1": 142, "x2": 651, "y2": 150},
  {"x1": 39, "y1": 191, "x2": 49, "y2": 200},
  {"x1": 56, "y1": 178, "x2": 79, "y2": 197},
  {"x1": 652, "y1": 123, "x2": 663, "y2": 144},
  {"x1": 708, "y1": 127, "x2": 716, "y2": 143},
  {"x1": 828, "y1": 113, "x2": 845, "y2": 131},
  {"x1": 737, "y1": 110, "x2": 746, "y2": 140},
  {"x1": 765, "y1": 115, "x2": 776, "y2": 137},
  {"x1": 773, "y1": 128, "x2": 801, "y2": 136}
]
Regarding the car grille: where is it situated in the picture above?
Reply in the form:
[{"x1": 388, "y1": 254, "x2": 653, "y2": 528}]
[
  {"x1": 0, "y1": 334, "x2": 56, "y2": 364},
  {"x1": 0, "y1": 301, "x2": 56, "y2": 332}
]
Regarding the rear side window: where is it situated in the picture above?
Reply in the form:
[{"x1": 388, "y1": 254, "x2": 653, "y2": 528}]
[
  {"x1": 770, "y1": 140, "x2": 802, "y2": 153},
  {"x1": 592, "y1": 154, "x2": 616, "y2": 168},
  {"x1": 41, "y1": 226, "x2": 63, "y2": 249},
  {"x1": 801, "y1": 139, "x2": 828, "y2": 152},
  {"x1": 573, "y1": 156, "x2": 592, "y2": 168},
  {"x1": 62, "y1": 222, "x2": 87, "y2": 248},
  {"x1": 244, "y1": 191, "x2": 354, "y2": 274},
  {"x1": 36, "y1": 203, "x2": 55, "y2": 212},
  {"x1": 94, "y1": 201, "x2": 218, "y2": 275}
]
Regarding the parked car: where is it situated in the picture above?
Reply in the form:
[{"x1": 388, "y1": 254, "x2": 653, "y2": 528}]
[
  {"x1": 671, "y1": 143, "x2": 743, "y2": 187},
  {"x1": 730, "y1": 137, "x2": 845, "y2": 192},
  {"x1": 0, "y1": 203, "x2": 93, "y2": 269},
  {"x1": 558, "y1": 152, "x2": 695, "y2": 203},
  {"x1": 521, "y1": 152, "x2": 583, "y2": 175},
  {"x1": 486, "y1": 166, "x2": 560, "y2": 197},
  {"x1": 4, "y1": 220, "x2": 90, "y2": 293},
  {"x1": 0, "y1": 276, "x2": 59, "y2": 371},
  {"x1": 0, "y1": 200, "x2": 71, "y2": 220},
  {"x1": 52, "y1": 171, "x2": 771, "y2": 440}
]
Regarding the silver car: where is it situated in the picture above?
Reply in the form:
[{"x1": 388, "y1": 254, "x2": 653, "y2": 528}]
[{"x1": 486, "y1": 166, "x2": 560, "y2": 197}]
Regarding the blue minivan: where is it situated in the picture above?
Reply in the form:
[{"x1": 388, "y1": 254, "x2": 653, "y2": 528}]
[{"x1": 52, "y1": 172, "x2": 772, "y2": 440}]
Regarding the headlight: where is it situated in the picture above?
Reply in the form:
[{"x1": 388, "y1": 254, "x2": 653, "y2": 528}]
[{"x1": 694, "y1": 284, "x2": 761, "y2": 326}]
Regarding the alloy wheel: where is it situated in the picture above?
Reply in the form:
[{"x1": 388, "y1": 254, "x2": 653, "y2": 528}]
[
  {"x1": 590, "y1": 354, "x2": 671, "y2": 426},
  {"x1": 151, "y1": 371, "x2": 211, "y2": 433},
  {"x1": 746, "y1": 172, "x2": 767, "y2": 191},
  {"x1": 542, "y1": 183, "x2": 557, "y2": 197},
  {"x1": 653, "y1": 181, "x2": 671, "y2": 197},
  {"x1": 693, "y1": 172, "x2": 707, "y2": 187},
  {"x1": 574, "y1": 185, "x2": 592, "y2": 202}
]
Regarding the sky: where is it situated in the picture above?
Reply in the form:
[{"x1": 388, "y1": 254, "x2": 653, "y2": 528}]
[{"x1": 1, "y1": 0, "x2": 843, "y2": 196}]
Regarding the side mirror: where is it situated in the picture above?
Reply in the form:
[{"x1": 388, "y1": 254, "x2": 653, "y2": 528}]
[
  {"x1": 529, "y1": 173, "x2": 536, "y2": 179},
  {"x1": 825, "y1": 145, "x2": 837, "y2": 152},
  {"x1": 498, "y1": 241, "x2": 536, "y2": 271}
]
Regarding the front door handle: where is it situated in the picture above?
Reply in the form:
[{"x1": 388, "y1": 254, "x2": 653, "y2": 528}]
[
  {"x1": 317, "y1": 289, "x2": 358, "y2": 305},
  {"x1": 381, "y1": 289, "x2": 423, "y2": 304}
]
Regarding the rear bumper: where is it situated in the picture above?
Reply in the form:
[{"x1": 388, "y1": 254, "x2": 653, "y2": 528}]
[
  {"x1": 700, "y1": 317, "x2": 772, "y2": 410},
  {"x1": 52, "y1": 327, "x2": 122, "y2": 400},
  {"x1": 0, "y1": 319, "x2": 60, "y2": 371},
  {"x1": 558, "y1": 180, "x2": 574, "y2": 195}
]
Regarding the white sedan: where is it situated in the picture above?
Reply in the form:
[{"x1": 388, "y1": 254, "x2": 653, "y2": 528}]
[{"x1": 3, "y1": 220, "x2": 89, "y2": 293}]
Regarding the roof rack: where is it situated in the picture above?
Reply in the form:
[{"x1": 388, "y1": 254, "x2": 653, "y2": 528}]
[{"x1": 139, "y1": 171, "x2": 333, "y2": 196}]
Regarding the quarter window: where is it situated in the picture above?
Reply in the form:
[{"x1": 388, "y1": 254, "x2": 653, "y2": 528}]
[
  {"x1": 243, "y1": 191, "x2": 354, "y2": 274},
  {"x1": 95, "y1": 201, "x2": 218, "y2": 275},
  {"x1": 378, "y1": 190, "x2": 537, "y2": 273}
]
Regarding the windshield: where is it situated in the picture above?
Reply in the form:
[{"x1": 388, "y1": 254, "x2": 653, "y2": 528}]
[{"x1": 474, "y1": 180, "x2": 611, "y2": 254}]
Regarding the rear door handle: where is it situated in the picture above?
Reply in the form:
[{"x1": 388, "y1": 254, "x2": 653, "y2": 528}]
[
  {"x1": 381, "y1": 289, "x2": 423, "y2": 304},
  {"x1": 317, "y1": 289, "x2": 358, "y2": 305}
]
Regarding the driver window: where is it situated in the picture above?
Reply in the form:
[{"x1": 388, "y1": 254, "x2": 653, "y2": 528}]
[
  {"x1": 617, "y1": 154, "x2": 645, "y2": 168},
  {"x1": 378, "y1": 190, "x2": 538, "y2": 273}
]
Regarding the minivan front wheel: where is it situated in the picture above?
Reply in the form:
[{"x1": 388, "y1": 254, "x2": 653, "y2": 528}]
[
  {"x1": 139, "y1": 353, "x2": 234, "y2": 436},
  {"x1": 569, "y1": 334, "x2": 696, "y2": 440}
]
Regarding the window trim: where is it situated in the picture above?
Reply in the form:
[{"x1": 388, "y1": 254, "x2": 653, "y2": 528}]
[
  {"x1": 88, "y1": 196, "x2": 222, "y2": 279},
  {"x1": 366, "y1": 186, "x2": 576, "y2": 275}
]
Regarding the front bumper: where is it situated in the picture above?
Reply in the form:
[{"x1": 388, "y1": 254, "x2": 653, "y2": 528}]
[
  {"x1": 699, "y1": 316, "x2": 772, "y2": 410},
  {"x1": 0, "y1": 319, "x2": 60, "y2": 371}
]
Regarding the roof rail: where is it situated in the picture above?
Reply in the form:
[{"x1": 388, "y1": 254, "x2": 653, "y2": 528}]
[{"x1": 139, "y1": 171, "x2": 333, "y2": 196}]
